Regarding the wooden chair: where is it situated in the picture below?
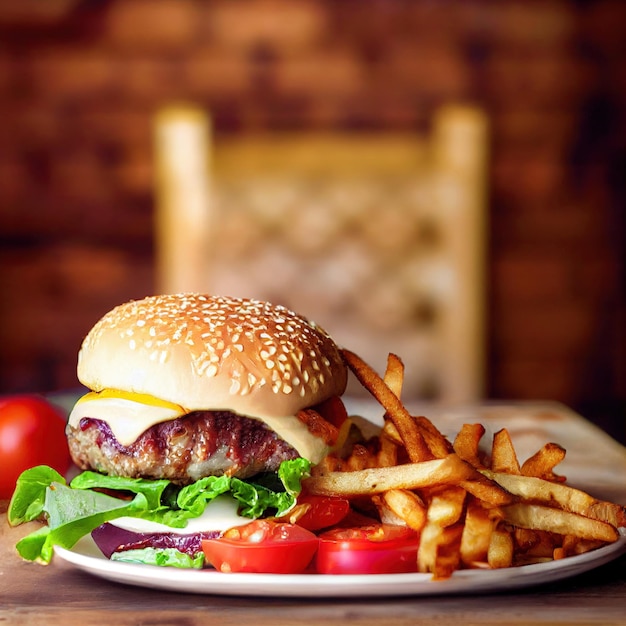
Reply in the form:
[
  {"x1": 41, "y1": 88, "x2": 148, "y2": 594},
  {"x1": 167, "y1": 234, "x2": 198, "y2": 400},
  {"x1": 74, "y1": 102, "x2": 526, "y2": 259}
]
[{"x1": 153, "y1": 105, "x2": 488, "y2": 404}]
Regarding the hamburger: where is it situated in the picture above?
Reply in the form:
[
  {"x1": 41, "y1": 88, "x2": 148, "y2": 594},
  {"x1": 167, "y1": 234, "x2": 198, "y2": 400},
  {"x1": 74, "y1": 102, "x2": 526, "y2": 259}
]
[
  {"x1": 66, "y1": 293, "x2": 348, "y2": 483},
  {"x1": 10, "y1": 294, "x2": 353, "y2": 566}
]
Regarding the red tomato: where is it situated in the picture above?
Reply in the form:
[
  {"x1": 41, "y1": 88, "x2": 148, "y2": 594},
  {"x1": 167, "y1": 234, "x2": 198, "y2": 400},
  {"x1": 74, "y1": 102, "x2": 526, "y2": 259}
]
[
  {"x1": 202, "y1": 520, "x2": 319, "y2": 574},
  {"x1": 294, "y1": 495, "x2": 350, "y2": 531},
  {"x1": 0, "y1": 395, "x2": 71, "y2": 499},
  {"x1": 316, "y1": 524, "x2": 420, "y2": 575},
  {"x1": 314, "y1": 396, "x2": 349, "y2": 428}
]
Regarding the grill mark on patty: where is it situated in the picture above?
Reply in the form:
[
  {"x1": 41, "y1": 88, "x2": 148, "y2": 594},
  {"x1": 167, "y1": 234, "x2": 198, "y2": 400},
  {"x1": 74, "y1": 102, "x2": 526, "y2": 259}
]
[{"x1": 66, "y1": 410, "x2": 300, "y2": 484}]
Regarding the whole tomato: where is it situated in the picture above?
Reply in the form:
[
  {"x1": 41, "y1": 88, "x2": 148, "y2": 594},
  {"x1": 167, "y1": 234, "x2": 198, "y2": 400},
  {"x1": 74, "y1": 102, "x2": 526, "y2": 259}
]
[{"x1": 0, "y1": 395, "x2": 71, "y2": 499}]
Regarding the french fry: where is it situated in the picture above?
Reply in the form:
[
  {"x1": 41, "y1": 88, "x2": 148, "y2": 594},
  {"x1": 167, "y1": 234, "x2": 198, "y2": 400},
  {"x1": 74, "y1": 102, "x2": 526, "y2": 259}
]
[
  {"x1": 432, "y1": 524, "x2": 464, "y2": 579},
  {"x1": 413, "y1": 415, "x2": 453, "y2": 458},
  {"x1": 376, "y1": 432, "x2": 399, "y2": 467},
  {"x1": 417, "y1": 521, "x2": 441, "y2": 573},
  {"x1": 453, "y1": 423, "x2": 486, "y2": 469},
  {"x1": 425, "y1": 486, "x2": 467, "y2": 527},
  {"x1": 380, "y1": 355, "x2": 405, "y2": 465},
  {"x1": 383, "y1": 353, "x2": 405, "y2": 399},
  {"x1": 382, "y1": 420, "x2": 403, "y2": 445},
  {"x1": 418, "y1": 521, "x2": 466, "y2": 576},
  {"x1": 552, "y1": 535, "x2": 604, "y2": 560},
  {"x1": 513, "y1": 527, "x2": 541, "y2": 553},
  {"x1": 418, "y1": 487, "x2": 466, "y2": 576},
  {"x1": 372, "y1": 493, "x2": 406, "y2": 526},
  {"x1": 491, "y1": 428, "x2": 521, "y2": 474},
  {"x1": 341, "y1": 349, "x2": 447, "y2": 463},
  {"x1": 520, "y1": 442, "x2": 566, "y2": 482},
  {"x1": 481, "y1": 470, "x2": 626, "y2": 528},
  {"x1": 401, "y1": 430, "x2": 434, "y2": 463},
  {"x1": 380, "y1": 489, "x2": 427, "y2": 532},
  {"x1": 561, "y1": 534, "x2": 605, "y2": 556},
  {"x1": 460, "y1": 500, "x2": 499, "y2": 566},
  {"x1": 516, "y1": 530, "x2": 558, "y2": 563},
  {"x1": 344, "y1": 443, "x2": 376, "y2": 471},
  {"x1": 312, "y1": 349, "x2": 625, "y2": 580},
  {"x1": 304, "y1": 454, "x2": 475, "y2": 496},
  {"x1": 451, "y1": 424, "x2": 515, "y2": 506},
  {"x1": 502, "y1": 503, "x2": 619, "y2": 543},
  {"x1": 488, "y1": 527, "x2": 514, "y2": 568},
  {"x1": 460, "y1": 474, "x2": 515, "y2": 507}
]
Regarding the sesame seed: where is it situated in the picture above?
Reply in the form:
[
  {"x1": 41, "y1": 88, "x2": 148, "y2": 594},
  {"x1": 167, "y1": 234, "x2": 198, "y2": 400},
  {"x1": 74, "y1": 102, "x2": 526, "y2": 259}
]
[{"x1": 83, "y1": 293, "x2": 345, "y2": 404}]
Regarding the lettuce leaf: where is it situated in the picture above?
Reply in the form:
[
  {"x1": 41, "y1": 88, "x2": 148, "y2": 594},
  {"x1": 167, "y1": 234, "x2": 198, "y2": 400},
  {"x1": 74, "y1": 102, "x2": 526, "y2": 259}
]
[
  {"x1": 9, "y1": 458, "x2": 311, "y2": 565},
  {"x1": 110, "y1": 547, "x2": 204, "y2": 569},
  {"x1": 175, "y1": 474, "x2": 233, "y2": 517},
  {"x1": 16, "y1": 483, "x2": 149, "y2": 563},
  {"x1": 7, "y1": 466, "x2": 66, "y2": 526},
  {"x1": 69, "y1": 472, "x2": 171, "y2": 510}
]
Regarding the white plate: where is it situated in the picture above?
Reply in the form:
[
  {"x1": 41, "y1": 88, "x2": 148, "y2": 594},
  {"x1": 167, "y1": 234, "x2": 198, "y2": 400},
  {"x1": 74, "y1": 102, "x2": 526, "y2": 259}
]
[{"x1": 54, "y1": 530, "x2": 626, "y2": 598}]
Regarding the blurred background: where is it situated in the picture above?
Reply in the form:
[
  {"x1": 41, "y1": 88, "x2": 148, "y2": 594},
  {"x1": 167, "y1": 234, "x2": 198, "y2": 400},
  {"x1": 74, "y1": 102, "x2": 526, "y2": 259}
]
[{"x1": 0, "y1": 0, "x2": 624, "y2": 441}]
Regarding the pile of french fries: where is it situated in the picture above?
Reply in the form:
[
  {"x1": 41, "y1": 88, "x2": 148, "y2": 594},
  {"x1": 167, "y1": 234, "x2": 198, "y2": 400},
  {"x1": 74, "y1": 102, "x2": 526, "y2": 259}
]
[{"x1": 304, "y1": 350, "x2": 626, "y2": 579}]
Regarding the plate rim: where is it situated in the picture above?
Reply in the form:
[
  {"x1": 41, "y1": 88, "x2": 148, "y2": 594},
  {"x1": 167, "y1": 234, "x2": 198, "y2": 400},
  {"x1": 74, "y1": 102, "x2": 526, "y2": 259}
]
[{"x1": 53, "y1": 529, "x2": 626, "y2": 598}]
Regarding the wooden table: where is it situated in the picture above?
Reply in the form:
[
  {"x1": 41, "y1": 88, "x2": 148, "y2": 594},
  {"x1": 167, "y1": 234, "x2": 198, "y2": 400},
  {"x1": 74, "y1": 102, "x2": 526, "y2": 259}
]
[{"x1": 2, "y1": 401, "x2": 626, "y2": 626}]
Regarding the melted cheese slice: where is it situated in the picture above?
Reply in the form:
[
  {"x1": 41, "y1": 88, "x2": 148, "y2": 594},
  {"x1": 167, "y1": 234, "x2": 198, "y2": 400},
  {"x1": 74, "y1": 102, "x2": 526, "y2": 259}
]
[{"x1": 68, "y1": 389, "x2": 329, "y2": 462}]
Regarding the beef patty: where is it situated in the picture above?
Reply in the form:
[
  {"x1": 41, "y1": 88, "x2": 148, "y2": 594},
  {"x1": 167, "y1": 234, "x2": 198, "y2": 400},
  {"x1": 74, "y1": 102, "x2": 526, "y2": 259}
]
[{"x1": 66, "y1": 410, "x2": 300, "y2": 484}]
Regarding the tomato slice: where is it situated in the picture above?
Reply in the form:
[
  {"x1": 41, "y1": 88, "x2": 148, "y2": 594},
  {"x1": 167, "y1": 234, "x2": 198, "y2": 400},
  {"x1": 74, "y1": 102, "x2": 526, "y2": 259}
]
[
  {"x1": 202, "y1": 520, "x2": 318, "y2": 574},
  {"x1": 293, "y1": 495, "x2": 350, "y2": 531},
  {"x1": 316, "y1": 524, "x2": 420, "y2": 575}
]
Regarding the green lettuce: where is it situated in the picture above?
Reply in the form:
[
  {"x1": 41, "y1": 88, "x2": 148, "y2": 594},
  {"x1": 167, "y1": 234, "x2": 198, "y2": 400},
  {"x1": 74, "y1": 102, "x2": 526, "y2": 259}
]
[
  {"x1": 15, "y1": 484, "x2": 148, "y2": 564},
  {"x1": 110, "y1": 547, "x2": 204, "y2": 569},
  {"x1": 8, "y1": 459, "x2": 311, "y2": 565},
  {"x1": 69, "y1": 472, "x2": 172, "y2": 510},
  {"x1": 7, "y1": 465, "x2": 66, "y2": 526}
]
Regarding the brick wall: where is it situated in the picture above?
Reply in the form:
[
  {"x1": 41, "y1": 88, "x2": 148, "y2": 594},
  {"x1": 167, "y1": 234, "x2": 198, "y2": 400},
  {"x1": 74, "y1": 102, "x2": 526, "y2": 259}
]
[{"x1": 0, "y1": 0, "x2": 624, "y2": 439}]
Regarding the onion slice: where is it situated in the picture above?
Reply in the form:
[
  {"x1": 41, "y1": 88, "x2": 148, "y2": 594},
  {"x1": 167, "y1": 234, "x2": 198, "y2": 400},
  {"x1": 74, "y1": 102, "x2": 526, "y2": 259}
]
[{"x1": 91, "y1": 523, "x2": 220, "y2": 558}]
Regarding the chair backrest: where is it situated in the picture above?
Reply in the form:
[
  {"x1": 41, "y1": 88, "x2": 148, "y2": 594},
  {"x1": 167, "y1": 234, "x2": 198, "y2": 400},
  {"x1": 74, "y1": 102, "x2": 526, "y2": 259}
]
[{"x1": 154, "y1": 105, "x2": 488, "y2": 404}]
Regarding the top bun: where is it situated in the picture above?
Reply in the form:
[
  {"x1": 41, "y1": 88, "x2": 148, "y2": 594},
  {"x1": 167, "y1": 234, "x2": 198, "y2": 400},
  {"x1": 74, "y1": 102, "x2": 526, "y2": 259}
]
[{"x1": 77, "y1": 294, "x2": 348, "y2": 418}]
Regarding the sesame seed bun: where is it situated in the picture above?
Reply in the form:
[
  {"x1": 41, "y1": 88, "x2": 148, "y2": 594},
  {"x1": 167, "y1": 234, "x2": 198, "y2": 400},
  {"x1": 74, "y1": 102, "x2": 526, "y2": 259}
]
[{"x1": 77, "y1": 294, "x2": 348, "y2": 419}]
